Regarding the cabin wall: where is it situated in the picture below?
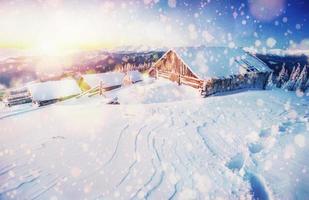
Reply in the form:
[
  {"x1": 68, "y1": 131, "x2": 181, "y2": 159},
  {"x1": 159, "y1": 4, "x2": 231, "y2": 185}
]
[
  {"x1": 153, "y1": 51, "x2": 271, "y2": 95},
  {"x1": 202, "y1": 72, "x2": 271, "y2": 97},
  {"x1": 154, "y1": 51, "x2": 202, "y2": 88}
]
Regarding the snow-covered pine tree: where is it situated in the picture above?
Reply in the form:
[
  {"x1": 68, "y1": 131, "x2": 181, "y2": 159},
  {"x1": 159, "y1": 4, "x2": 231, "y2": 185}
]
[
  {"x1": 284, "y1": 65, "x2": 301, "y2": 91},
  {"x1": 283, "y1": 65, "x2": 295, "y2": 89},
  {"x1": 138, "y1": 63, "x2": 143, "y2": 71},
  {"x1": 302, "y1": 65, "x2": 309, "y2": 92},
  {"x1": 276, "y1": 65, "x2": 289, "y2": 88},
  {"x1": 290, "y1": 66, "x2": 296, "y2": 78},
  {"x1": 266, "y1": 72, "x2": 275, "y2": 89},
  {"x1": 292, "y1": 64, "x2": 301, "y2": 80},
  {"x1": 295, "y1": 65, "x2": 308, "y2": 91}
]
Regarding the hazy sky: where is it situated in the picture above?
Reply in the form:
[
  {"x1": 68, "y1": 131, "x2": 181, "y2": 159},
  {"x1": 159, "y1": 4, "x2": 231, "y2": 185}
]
[{"x1": 0, "y1": 0, "x2": 308, "y2": 53}]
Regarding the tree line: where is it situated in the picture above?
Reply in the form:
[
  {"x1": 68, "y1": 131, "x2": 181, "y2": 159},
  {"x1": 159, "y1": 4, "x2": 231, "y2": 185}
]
[{"x1": 267, "y1": 64, "x2": 309, "y2": 92}]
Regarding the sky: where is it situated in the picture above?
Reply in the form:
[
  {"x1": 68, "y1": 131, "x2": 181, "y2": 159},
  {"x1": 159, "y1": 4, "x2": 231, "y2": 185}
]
[{"x1": 0, "y1": 0, "x2": 308, "y2": 54}]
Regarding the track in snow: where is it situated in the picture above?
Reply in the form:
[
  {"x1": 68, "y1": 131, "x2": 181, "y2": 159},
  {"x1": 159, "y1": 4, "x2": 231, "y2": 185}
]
[{"x1": 0, "y1": 90, "x2": 308, "y2": 199}]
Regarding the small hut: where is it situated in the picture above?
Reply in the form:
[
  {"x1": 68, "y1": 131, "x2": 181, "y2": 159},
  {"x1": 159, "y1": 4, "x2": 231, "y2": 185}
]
[
  {"x1": 122, "y1": 70, "x2": 143, "y2": 86},
  {"x1": 150, "y1": 46, "x2": 272, "y2": 97},
  {"x1": 28, "y1": 79, "x2": 81, "y2": 106},
  {"x1": 82, "y1": 72, "x2": 125, "y2": 92}
]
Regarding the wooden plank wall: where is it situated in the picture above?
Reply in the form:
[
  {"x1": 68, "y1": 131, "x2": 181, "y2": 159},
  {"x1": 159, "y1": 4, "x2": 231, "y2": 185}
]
[
  {"x1": 202, "y1": 72, "x2": 271, "y2": 97},
  {"x1": 157, "y1": 71, "x2": 203, "y2": 88},
  {"x1": 155, "y1": 51, "x2": 201, "y2": 87}
]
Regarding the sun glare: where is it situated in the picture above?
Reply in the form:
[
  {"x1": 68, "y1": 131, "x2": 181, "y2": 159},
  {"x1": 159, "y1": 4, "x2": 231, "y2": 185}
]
[
  {"x1": 30, "y1": 40, "x2": 77, "y2": 73},
  {"x1": 34, "y1": 40, "x2": 62, "y2": 56},
  {"x1": 0, "y1": 2, "x2": 185, "y2": 53}
]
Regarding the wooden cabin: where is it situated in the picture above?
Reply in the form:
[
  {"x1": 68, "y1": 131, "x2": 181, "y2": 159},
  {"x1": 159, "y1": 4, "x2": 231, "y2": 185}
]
[{"x1": 150, "y1": 46, "x2": 272, "y2": 97}]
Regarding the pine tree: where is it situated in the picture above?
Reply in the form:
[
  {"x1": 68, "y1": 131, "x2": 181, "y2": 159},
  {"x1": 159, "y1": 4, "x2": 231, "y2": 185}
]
[
  {"x1": 289, "y1": 66, "x2": 296, "y2": 80},
  {"x1": 303, "y1": 65, "x2": 309, "y2": 91},
  {"x1": 294, "y1": 65, "x2": 307, "y2": 91},
  {"x1": 276, "y1": 65, "x2": 289, "y2": 88},
  {"x1": 266, "y1": 72, "x2": 275, "y2": 89},
  {"x1": 284, "y1": 64, "x2": 301, "y2": 91},
  {"x1": 292, "y1": 64, "x2": 301, "y2": 80}
]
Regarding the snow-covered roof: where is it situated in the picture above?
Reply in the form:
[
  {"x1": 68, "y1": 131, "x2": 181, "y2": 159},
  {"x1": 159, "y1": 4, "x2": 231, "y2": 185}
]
[
  {"x1": 28, "y1": 79, "x2": 81, "y2": 102},
  {"x1": 171, "y1": 46, "x2": 271, "y2": 79},
  {"x1": 82, "y1": 72, "x2": 125, "y2": 88}
]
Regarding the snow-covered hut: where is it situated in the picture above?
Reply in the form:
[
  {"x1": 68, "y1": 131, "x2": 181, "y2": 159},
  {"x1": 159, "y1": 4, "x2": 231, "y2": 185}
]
[
  {"x1": 82, "y1": 72, "x2": 125, "y2": 91},
  {"x1": 122, "y1": 70, "x2": 143, "y2": 86},
  {"x1": 28, "y1": 79, "x2": 81, "y2": 106},
  {"x1": 151, "y1": 46, "x2": 272, "y2": 96}
]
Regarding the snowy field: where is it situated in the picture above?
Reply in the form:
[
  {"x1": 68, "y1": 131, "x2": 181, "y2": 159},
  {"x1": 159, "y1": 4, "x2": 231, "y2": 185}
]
[{"x1": 0, "y1": 79, "x2": 308, "y2": 200}]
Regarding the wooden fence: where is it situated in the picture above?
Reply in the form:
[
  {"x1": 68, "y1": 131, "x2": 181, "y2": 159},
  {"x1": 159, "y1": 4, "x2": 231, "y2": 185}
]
[{"x1": 157, "y1": 71, "x2": 203, "y2": 89}]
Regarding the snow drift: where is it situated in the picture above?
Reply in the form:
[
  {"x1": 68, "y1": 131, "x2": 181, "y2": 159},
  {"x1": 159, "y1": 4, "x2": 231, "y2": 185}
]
[
  {"x1": 0, "y1": 80, "x2": 308, "y2": 200},
  {"x1": 106, "y1": 78, "x2": 200, "y2": 104}
]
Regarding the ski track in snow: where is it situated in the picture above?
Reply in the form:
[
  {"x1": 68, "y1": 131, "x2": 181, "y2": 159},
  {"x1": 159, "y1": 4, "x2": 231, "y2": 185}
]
[
  {"x1": 116, "y1": 125, "x2": 147, "y2": 187},
  {"x1": 0, "y1": 87, "x2": 308, "y2": 199},
  {"x1": 104, "y1": 124, "x2": 130, "y2": 167}
]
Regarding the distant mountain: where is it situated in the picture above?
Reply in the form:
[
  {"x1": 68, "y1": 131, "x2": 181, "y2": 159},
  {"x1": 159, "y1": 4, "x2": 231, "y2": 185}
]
[
  {"x1": 255, "y1": 51, "x2": 309, "y2": 92},
  {"x1": 66, "y1": 51, "x2": 164, "y2": 74},
  {"x1": 0, "y1": 56, "x2": 37, "y2": 87},
  {"x1": 244, "y1": 47, "x2": 309, "y2": 57},
  {"x1": 112, "y1": 45, "x2": 169, "y2": 53},
  {"x1": 0, "y1": 49, "x2": 164, "y2": 88},
  {"x1": 0, "y1": 49, "x2": 31, "y2": 61},
  {"x1": 256, "y1": 52, "x2": 309, "y2": 75}
]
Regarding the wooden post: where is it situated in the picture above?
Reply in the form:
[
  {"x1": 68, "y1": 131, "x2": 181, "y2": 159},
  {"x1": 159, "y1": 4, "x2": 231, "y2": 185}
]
[
  {"x1": 156, "y1": 69, "x2": 158, "y2": 79},
  {"x1": 99, "y1": 81, "x2": 103, "y2": 96}
]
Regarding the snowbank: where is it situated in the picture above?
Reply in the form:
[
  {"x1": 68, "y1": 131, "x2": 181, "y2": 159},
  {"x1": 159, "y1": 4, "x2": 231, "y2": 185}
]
[
  {"x1": 82, "y1": 72, "x2": 125, "y2": 88},
  {"x1": 107, "y1": 78, "x2": 200, "y2": 104},
  {"x1": 28, "y1": 79, "x2": 81, "y2": 102},
  {"x1": 0, "y1": 83, "x2": 308, "y2": 199}
]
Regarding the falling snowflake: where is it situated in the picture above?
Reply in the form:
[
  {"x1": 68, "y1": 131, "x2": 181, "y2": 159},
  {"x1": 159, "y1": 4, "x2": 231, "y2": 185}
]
[
  {"x1": 294, "y1": 134, "x2": 306, "y2": 148},
  {"x1": 168, "y1": 0, "x2": 177, "y2": 8},
  {"x1": 266, "y1": 37, "x2": 277, "y2": 48}
]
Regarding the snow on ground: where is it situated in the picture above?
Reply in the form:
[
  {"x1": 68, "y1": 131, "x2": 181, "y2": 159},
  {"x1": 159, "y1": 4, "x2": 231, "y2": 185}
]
[
  {"x1": 105, "y1": 78, "x2": 200, "y2": 104},
  {"x1": 0, "y1": 103, "x2": 37, "y2": 120},
  {"x1": 0, "y1": 79, "x2": 308, "y2": 200}
]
